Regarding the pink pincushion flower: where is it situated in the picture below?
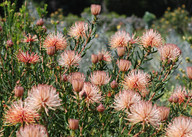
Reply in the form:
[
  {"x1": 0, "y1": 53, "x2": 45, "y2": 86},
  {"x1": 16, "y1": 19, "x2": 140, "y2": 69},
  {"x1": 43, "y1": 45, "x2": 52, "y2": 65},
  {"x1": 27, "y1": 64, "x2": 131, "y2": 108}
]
[
  {"x1": 68, "y1": 21, "x2": 88, "y2": 39},
  {"x1": 122, "y1": 70, "x2": 150, "y2": 96},
  {"x1": 58, "y1": 50, "x2": 81, "y2": 68},
  {"x1": 16, "y1": 124, "x2": 48, "y2": 137},
  {"x1": 90, "y1": 71, "x2": 111, "y2": 86},
  {"x1": 23, "y1": 34, "x2": 38, "y2": 43},
  {"x1": 166, "y1": 116, "x2": 192, "y2": 137},
  {"x1": 44, "y1": 32, "x2": 68, "y2": 51},
  {"x1": 17, "y1": 50, "x2": 39, "y2": 64},
  {"x1": 113, "y1": 90, "x2": 141, "y2": 111},
  {"x1": 79, "y1": 82, "x2": 102, "y2": 104},
  {"x1": 158, "y1": 43, "x2": 181, "y2": 62},
  {"x1": 141, "y1": 29, "x2": 163, "y2": 48},
  {"x1": 127, "y1": 101, "x2": 160, "y2": 127},
  {"x1": 26, "y1": 84, "x2": 61, "y2": 115},
  {"x1": 4, "y1": 100, "x2": 39, "y2": 126},
  {"x1": 110, "y1": 31, "x2": 130, "y2": 48}
]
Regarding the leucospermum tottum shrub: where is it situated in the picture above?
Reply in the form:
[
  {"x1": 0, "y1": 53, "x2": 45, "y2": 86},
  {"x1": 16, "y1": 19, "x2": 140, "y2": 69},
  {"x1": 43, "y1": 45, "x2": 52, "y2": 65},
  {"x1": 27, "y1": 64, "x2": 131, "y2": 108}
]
[{"x1": 0, "y1": 1, "x2": 192, "y2": 137}]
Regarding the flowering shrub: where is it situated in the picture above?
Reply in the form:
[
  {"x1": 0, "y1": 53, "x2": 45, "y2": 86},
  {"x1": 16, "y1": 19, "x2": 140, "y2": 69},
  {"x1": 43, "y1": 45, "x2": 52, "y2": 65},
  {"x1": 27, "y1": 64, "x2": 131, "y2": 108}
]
[{"x1": 0, "y1": 1, "x2": 192, "y2": 137}]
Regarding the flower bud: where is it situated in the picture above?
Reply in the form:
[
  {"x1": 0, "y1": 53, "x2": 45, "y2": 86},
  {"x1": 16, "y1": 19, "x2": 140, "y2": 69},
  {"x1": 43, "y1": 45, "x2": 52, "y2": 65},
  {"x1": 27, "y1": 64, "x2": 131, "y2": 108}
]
[
  {"x1": 91, "y1": 4, "x2": 101, "y2": 16},
  {"x1": 107, "y1": 91, "x2": 112, "y2": 97},
  {"x1": 0, "y1": 26, "x2": 2, "y2": 31},
  {"x1": 68, "y1": 119, "x2": 79, "y2": 130},
  {"x1": 14, "y1": 86, "x2": 24, "y2": 98},
  {"x1": 97, "y1": 103, "x2": 105, "y2": 112},
  {"x1": 91, "y1": 54, "x2": 98, "y2": 64},
  {"x1": 117, "y1": 59, "x2": 131, "y2": 72},
  {"x1": 7, "y1": 40, "x2": 14, "y2": 48},
  {"x1": 46, "y1": 46, "x2": 56, "y2": 56},
  {"x1": 42, "y1": 25, "x2": 47, "y2": 32},
  {"x1": 62, "y1": 73, "x2": 68, "y2": 82},
  {"x1": 72, "y1": 79, "x2": 84, "y2": 92},
  {"x1": 117, "y1": 47, "x2": 126, "y2": 57},
  {"x1": 110, "y1": 80, "x2": 118, "y2": 89},
  {"x1": 36, "y1": 18, "x2": 44, "y2": 26},
  {"x1": 97, "y1": 53, "x2": 103, "y2": 61},
  {"x1": 186, "y1": 67, "x2": 192, "y2": 79}
]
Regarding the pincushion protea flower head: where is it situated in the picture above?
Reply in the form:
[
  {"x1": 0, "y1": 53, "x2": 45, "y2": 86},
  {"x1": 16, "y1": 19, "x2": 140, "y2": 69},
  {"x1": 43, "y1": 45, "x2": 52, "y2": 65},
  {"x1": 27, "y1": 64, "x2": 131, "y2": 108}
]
[
  {"x1": 157, "y1": 106, "x2": 170, "y2": 121},
  {"x1": 158, "y1": 43, "x2": 181, "y2": 62},
  {"x1": 4, "y1": 100, "x2": 39, "y2": 126},
  {"x1": 166, "y1": 116, "x2": 192, "y2": 137},
  {"x1": 23, "y1": 33, "x2": 38, "y2": 43},
  {"x1": 110, "y1": 31, "x2": 130, "y2": 48},
  {"x1": 141, "y1": 29, "x2": 163, "y2": 48},
  {"x1": 122, "y1": 70, "x2": 150, "y2": 96},
  {"x1": 67, "y1": 72, "x2": 85, "y2": 83},
  {"x1": 186, "y1": 67, "x2": 192, "y2": 79},
  {"x1": 169, "y1": 86, "x2": 186, "y2": 104},
  {"x1": 16, "y1": 124, "x2": 48, "y2": 137},
  {"x1": 90, "y1": 71, "x2": 111, "y2": 86},
  {"x1": 98, "y1": 50, "x2": 112, "y2": 62},
  {"x1": 117, "y1": 59, "x2": 131, "y2": 72},
  {"x1": 91, "y1": 4, "x2": 101, "y2": 16},
  {"x1": 43, "y1": 32, "x2": 67, "y2": 52},
  {"x1": 79, "y1": 82, "x2": 102, "y2": 104},
  {"x1": 26, "y1": 84, "x2": 61, "y2": 115},
  {"x1": 113, "y1": 90, "x2": 141, "y2": 111},
  {"x1": 127, "y1": 101, "x2": 160, "y2": 127},
  {"x1": 68, "y1": 21, "x2": 88, "y2": 39},
  {"x1": 58, "y1": 50, "x2": 81, "y2": 68},
  {"x1": 17, "y1": 50, "x2": 39, "y2": 64}
]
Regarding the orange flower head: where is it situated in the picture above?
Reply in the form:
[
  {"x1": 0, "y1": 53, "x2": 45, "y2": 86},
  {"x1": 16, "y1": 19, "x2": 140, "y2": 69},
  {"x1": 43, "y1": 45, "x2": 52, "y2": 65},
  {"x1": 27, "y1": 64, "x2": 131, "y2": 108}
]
[
  {"x1": 91, "y1": 4, "x2": 101, "y2": 15},
  {"x1": 90, "y1": 71, "x2": 111, "y2": 86},
  {"x1": 4, "y1": 100, "x2": 39, "y2": 126},
  {"x1": 117, "y1": 59, "x2": 131, "y2": 72},
  {"x1": 127, "y1": 101, "x2": 160, "y2": 127},
  {"x1": 17, "y1": 50, "x2": 39, "y2": 64},
  {"x1": 68, "y1": 21, "x2": 88, "y2": 39},
  {"x1": 67, "y1": 72, "x2": 85, "y2": 83},
  {"x1": 16, "y1": 124, "x2": 48, "y2": 137},
  {"x1": 23, "y1": 34, "x2": 38, "y2": 43},
  {"x1": 44, "y1": 32, "x2": 67, "y2": 51},
  {"x1": 157, "y1": 106, "x2": 170, "y2": 121},
  {"x1": 122, "y1": 70, "x2": 150, "y2": 95},
  {"x1": 187, "y1": 67, "x2": 192, "y2": 79},
  {"x1": 110, "y1": 31, "x2": 130, "y2": 48},
  {"x1": 26, "y1": 84, "x2": 61, "y2": 115},
  {"x1": 158, "y1": 43, "x2": 181, "y2": 62},
  {"x1": 58, "y1": 50, "x2": 81, "y2": 68},
  {"x1": 98, "y1": 50, "x2": 112, "y2": 62},
  {"x1": 141, "y1": 29, "x2": 163, "y2": 48},
  {"x1": 79, "y1": 82, "x2": 102, "y2": 104},
  {"x1": 166, "y1": 116, "x2": 192, "y2": 137},
  {"x1": 169, "y1": 86, "x2": 186, "y2": 104},
  {"x1": 113, "y1": 90, "x2": 141, "y2": 111}
]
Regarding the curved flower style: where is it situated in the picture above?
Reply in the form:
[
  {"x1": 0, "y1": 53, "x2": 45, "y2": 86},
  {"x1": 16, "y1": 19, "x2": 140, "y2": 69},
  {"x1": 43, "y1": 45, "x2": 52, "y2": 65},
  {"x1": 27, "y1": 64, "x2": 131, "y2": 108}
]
[
  {"x1": 122, "y1": 70, "x2": 150, "y2": 96},
  {"x1": 16, "y1": 124, "x2": 48, "y2": 137},
  {"x1": 26, "y1": 84, "x2": 61, "y2": 114},
  {"x1": 90, "y1": 71, "x2": 111, "y2": 86},
  {"x1": 166, "y1": 116, "x2": 192, "y2": 137},
  {"x1": 141, "y1": 29, "x2": 163, "y2": 48},
  {"x1": 4, "y1": 100, "x2": 39, "y2": 126},
  {"x1": 79, "y1": 82, "x2": 102, "y2": 104},
  {"x1": 58, "y1": 50, "x2": 81, "y2": 68},
  {"x1": 110, "y1": 31, "x2": 130, "y2": 48},
  {"x1": 113, "y1": 90, "x2": 141, "y2": 111},
  {"x1": 43, "y1": 32, "x2": 67, "y2": 51},
  {"x1": 17, "y1": 50, "x2": 39, "y2": 64},
  {"x1": 127, "y1": 101, "x2": 160, "y2": 127},
  {"x1": 68, "y1": 21, "x2": 88, "y2": 39},
  {"x1": 158, "y1": 43, "x2": 181, "y2": 62}
]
